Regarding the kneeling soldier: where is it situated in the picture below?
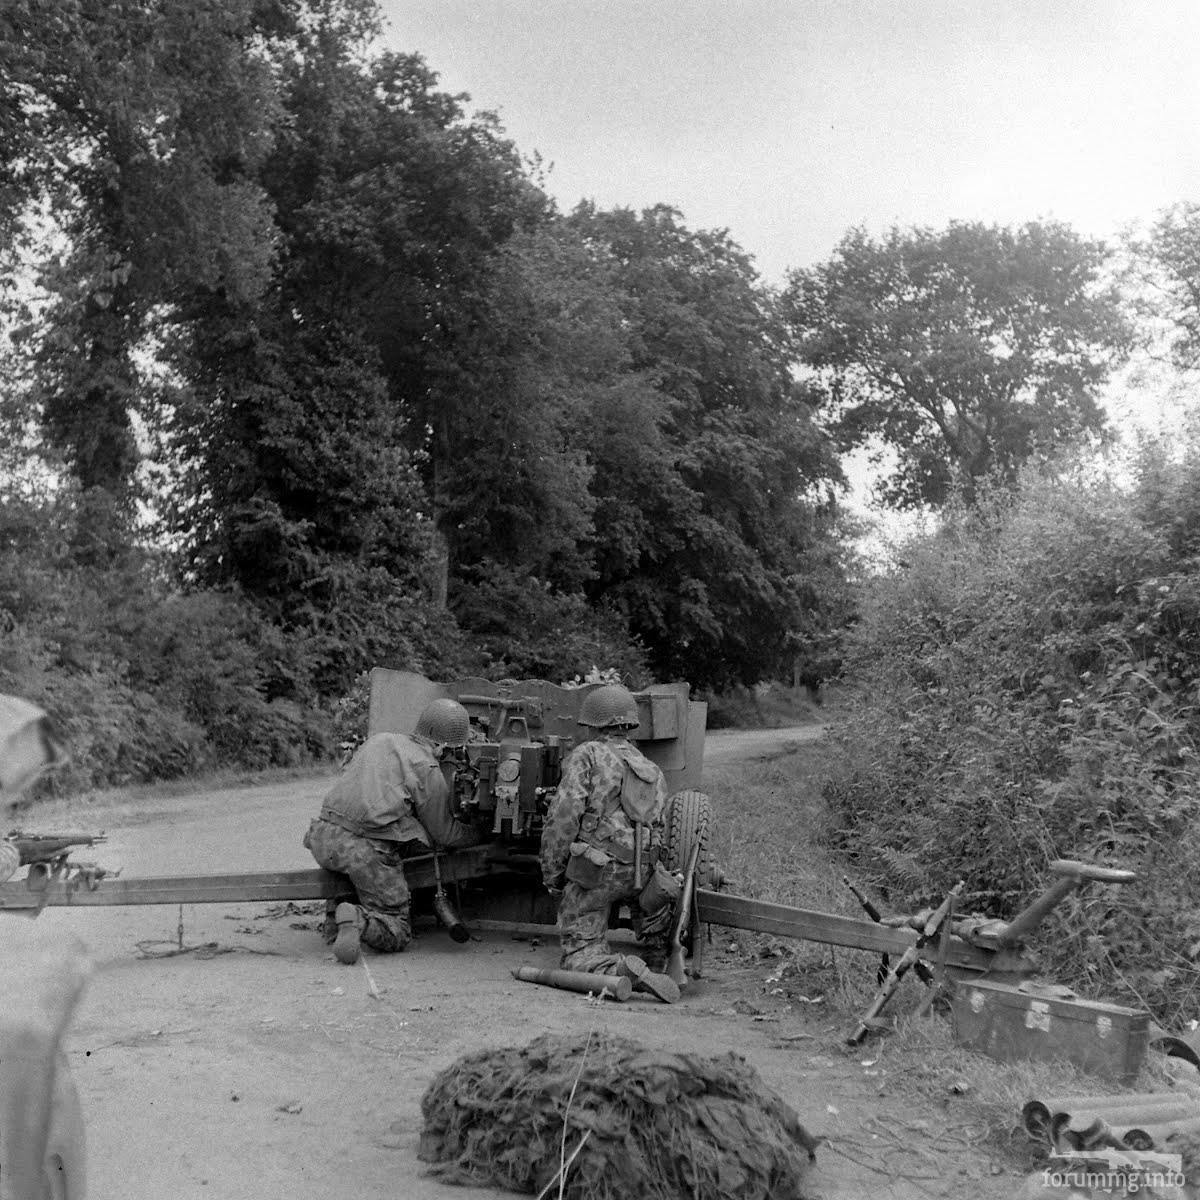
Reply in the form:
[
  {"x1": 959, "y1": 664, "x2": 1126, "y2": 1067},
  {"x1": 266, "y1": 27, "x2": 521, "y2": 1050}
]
[
  {"x1": 539, "y1": 684, "x2": 680, "y2": 1002},
  {"x1": 303, "y1": 699, "x2": 479, "y2": 964}
]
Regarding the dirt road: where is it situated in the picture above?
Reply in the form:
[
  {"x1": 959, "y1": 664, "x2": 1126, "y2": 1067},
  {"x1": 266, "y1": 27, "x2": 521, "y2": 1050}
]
[{"x1": 18, "y1": 726, "x2": 1016, "y2": 1200}]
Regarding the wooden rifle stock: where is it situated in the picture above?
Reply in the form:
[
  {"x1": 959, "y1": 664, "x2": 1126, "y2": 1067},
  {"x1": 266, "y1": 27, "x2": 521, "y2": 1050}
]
[
  {"x1": 431, "y1": 852, "x2": 470, "y2": 943},
  {"x1": 666, "y1": 838, "x2": 702, "y2": 987},
  {"x1": 633, "y1": 821, "x2": 644, "y2": 892}
]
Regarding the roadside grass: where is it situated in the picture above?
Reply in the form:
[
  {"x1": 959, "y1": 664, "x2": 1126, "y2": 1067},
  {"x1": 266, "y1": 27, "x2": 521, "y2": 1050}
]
[
  {"x1": 703, "y1": 737, "x2": 1180, "y2": 1169},
  {"x1": 9, "y1": 761, "x2": 338, "y2": 830},
  {"x1": 705, "y1": 739, "x2": 884, "y2": 1013},
  {"x1": 885, "y1": 1015, "x2": 1181, "y2": 1160}
]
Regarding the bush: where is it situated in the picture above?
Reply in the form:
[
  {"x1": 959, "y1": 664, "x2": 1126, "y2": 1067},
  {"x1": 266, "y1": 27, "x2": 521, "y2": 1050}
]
[
  {"x1": 824, "y1": 452, "x2": 1200, "y2": 1023},
  {"x1": 331, "y1": 671, "x2": 372, "y2": 761},
  {"x1": 452, "y1": 560, "x2": 649, "y2": 685},
  {"x1": 0, "y1": 627, "x2": 211, "y2": 789},
  {"x1": 275, "y1": 558, "x2": 478, "y2": 698},
  {"x1": 0, "y1": 483, "x2": 336, "y2": 785}
]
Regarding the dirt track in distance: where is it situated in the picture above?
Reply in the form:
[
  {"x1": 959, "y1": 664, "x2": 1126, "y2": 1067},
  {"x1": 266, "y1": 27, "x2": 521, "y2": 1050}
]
[{"x1": 18, "y1": 725, "x2": 1017, "y2": 1200}]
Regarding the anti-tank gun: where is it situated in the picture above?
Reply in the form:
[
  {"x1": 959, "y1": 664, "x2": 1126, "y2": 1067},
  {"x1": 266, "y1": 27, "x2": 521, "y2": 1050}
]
[
  {"x1": 0, "y1": 673, "x2": 719, "y2": 984},
  {"x1": 372, "y1": 669, "x2": 710, "y2": 847},
  {"x1": 369, "y1": 669, "x2": 717, "y2": 957}
]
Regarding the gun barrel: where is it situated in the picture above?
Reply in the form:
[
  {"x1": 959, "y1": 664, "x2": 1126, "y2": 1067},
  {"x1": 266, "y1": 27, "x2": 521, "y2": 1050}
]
[{"x1": 512, "y1": 967, "x2": 632, "y2": 1001}]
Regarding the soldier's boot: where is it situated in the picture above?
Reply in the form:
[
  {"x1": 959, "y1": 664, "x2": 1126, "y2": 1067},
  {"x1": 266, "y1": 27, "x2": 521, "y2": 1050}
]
[
  {"x1": 333, "y1": 902, "x2": 363, "y2": 965},
  {"x1": 638, "y1": 936, "x2": 670, "y2": 976},
  {"x1": 619, "y1": 954, "x2": 680, "y2": 1004}
]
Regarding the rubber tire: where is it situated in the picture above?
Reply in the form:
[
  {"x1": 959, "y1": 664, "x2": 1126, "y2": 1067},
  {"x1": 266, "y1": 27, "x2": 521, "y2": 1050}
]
[
  {"x1": 664, "y1": 790, "x2": 714, "y2": 889},
  {"x1": 664, "y1": 790, "x2": 714, "y2": 978}
]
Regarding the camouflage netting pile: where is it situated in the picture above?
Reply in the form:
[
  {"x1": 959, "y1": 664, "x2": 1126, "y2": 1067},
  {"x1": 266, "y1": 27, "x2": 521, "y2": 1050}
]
[{"x1": 417, "y1": 1031, "x2": 820, "y2": 1200}]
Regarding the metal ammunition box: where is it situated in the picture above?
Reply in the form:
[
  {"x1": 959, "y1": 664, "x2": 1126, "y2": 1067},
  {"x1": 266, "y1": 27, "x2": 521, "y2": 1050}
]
[{"x1": 951, "y1": 979, "x2": 1150, "y2": 1084}]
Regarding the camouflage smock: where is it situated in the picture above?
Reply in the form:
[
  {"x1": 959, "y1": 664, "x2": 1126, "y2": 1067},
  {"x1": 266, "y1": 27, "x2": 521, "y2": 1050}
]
[
  {"x1": 540, "y1": 733, "x2": 667, "y2": 888},
  {"x1": 319, "y1": 731, "x2": 476, "y2": 849}
]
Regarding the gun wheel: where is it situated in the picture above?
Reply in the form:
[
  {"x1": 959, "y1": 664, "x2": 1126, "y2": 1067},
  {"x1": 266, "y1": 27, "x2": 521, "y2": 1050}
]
[{"x1": 664, "y1": 790, "x2": 714, "y2": 978}]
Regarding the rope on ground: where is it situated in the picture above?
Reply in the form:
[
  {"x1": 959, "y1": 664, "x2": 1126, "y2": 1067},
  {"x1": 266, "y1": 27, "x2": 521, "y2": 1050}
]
[{"x1": 133, "y1": 940, "x2": 281, "y2": 959}]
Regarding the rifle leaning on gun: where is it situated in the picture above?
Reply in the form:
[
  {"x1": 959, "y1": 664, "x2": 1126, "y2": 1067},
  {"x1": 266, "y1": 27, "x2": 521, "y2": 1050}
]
[
  {"x1": 8, "y1": 831, "x2": 107, "y2": 866},
  {"x1": 1, "y1": 831, "x2": 111, "y2": 895},
  {"x1": 665, "y1": 838, "x2": 703, "y2": 988}
]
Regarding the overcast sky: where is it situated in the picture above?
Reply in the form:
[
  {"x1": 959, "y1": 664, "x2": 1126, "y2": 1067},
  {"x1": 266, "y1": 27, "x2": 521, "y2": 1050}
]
[{"x1": 379, "y1": 0, "x2": 1200, "y2": 286}]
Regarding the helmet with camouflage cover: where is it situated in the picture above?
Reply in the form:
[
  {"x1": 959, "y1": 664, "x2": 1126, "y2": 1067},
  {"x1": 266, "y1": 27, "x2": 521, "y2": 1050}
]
[
  {"x1": 578, "y1": 683, "x2": 640, "y2": 731},
  {"x1": 415, "y1": 698, "x2": 470, "y2": 746}
]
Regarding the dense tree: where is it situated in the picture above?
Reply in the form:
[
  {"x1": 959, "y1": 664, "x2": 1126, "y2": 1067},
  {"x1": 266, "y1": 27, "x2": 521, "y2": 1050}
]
[
  {"x1": 3, "y1": 0, "x2": 859, "y2": 718},
  {"x1": 565, "y1": 204, "x2": 846, "y2": 687},
  {"x1": 421, "y1": 222, "x2": 603, "y2": 592},
  {"x1": 784, "y1": 221, "x2": 1130, "y2": 508},
  {"x1": 0, "y1": 0, "x2": 288, "y2": 504},
  {"x1": 824, "y1": 445, "x2": 1200, "y2": 1023},
  {"x1": 1134, "y1": 202, "x2": 1200, "y2": 371},
  {"x1": 166, "y1": 14, "x2": 544, "y2": 693}
]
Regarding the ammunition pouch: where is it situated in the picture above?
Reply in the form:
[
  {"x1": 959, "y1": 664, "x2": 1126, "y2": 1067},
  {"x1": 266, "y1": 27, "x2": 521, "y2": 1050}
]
[
  {"x1": 602, "y1": 838, "x2": 636, "y2": 865},
  {"x1": 565, "y1": 842, "x2": 611, "y2": 889},
  {"x1": 578, "y1": 811, "x2": 637, "y2": 865},
  {"x1": 638, "y1": 862, "x2": 681, "y2": 917}
]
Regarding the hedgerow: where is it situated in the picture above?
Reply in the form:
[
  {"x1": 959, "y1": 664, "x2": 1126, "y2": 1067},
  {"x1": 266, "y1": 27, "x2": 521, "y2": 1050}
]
[
  {"x1": 0, "y1": 483, "x2": 446, "y2": 788},
  {"x1": 0, "y1": 482, "x2": 651, "y2": 790},
  {"x1": 824, "y1": 440, "x2": 1200, "y2": 1024}
]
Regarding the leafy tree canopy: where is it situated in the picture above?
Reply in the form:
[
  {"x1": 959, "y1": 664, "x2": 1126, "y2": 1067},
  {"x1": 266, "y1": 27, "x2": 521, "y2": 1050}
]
[
  {"x1": 1133, "y1": 201, "x2": 1200, "y2": 372},
  {"x1": 1, "y1": 0, "x2": 291, "y2": 499},
  {"x1": 784, "y1": 220, "x2": 1131, "y2": 509},
  {"x1": 162, "y1": 13, "x2": 539, "y2": 694},
  {"x1": 2, "y1": 0, "x2": 859, "y2": 708},
  {"x1": 566, "y1": 203, "x2": 848, "y2": 687}
]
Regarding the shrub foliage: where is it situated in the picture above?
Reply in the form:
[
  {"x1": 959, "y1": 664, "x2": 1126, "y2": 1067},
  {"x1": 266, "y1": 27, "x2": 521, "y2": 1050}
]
[
  {"x1": 0, "y1": 483, "x2": 336, "y2": 787},
  {"x1": 825, "y1": 441, "x2": 1200, "y2": 1023}
]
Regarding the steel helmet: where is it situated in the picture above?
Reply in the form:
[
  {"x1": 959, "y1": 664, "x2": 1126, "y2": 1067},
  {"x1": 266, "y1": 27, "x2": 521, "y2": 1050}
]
[
  {"x1": 578, "y1": 684, "x2": 639, "y2": 731},
  {"x1": 415, "y1": 698, "x2": 470, "y2": 746}
]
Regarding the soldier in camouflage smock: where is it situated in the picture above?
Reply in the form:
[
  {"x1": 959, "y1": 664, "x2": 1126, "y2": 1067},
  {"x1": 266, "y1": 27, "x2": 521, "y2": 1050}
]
[
  {"x1": 540, "y1": 684, "x2": 681, "y2": 1003},
  {"x1": 303, "y1": 699, "x2": 479, "y2": 964}
]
